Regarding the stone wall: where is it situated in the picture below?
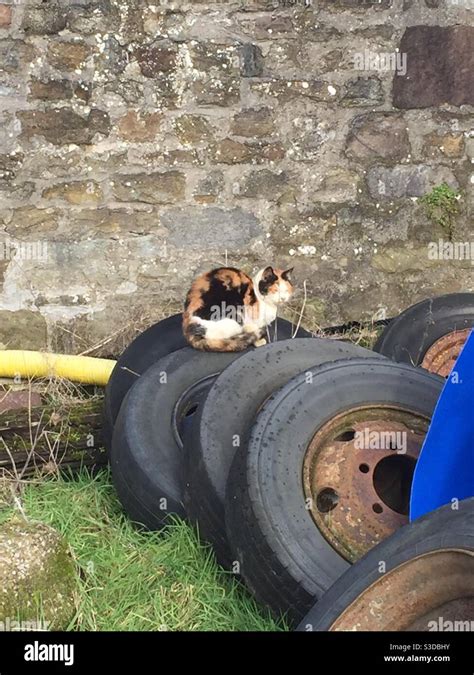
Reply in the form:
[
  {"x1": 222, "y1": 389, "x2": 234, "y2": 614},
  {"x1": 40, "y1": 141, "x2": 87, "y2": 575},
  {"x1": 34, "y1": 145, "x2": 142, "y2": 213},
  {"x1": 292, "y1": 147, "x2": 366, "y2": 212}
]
[{"x1": 0, "y1": 0, "x2": 473, "y2": 354}]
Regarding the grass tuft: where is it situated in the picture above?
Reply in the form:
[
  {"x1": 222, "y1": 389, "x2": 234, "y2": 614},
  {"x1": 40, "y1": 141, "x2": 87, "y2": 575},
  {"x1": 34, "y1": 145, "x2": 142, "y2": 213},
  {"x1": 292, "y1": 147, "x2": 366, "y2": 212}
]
[{"x1": 2, "y1": 470, "x2": 286, "y2": 632}]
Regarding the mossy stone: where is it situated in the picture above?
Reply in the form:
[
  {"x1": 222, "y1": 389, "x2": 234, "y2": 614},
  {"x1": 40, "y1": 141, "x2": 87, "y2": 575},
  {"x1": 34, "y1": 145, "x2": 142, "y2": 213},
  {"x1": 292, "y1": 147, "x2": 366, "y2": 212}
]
[{"x1": 0, "y1": 517, "x2": 77, "y2": 629}]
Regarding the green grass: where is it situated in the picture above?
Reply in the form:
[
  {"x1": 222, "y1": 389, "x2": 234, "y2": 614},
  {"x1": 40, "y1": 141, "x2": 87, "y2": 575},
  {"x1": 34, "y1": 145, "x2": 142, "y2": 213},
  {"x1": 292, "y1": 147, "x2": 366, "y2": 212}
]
[{"x1": 2, "y1": 470, "x2": 286, "y2": 632}]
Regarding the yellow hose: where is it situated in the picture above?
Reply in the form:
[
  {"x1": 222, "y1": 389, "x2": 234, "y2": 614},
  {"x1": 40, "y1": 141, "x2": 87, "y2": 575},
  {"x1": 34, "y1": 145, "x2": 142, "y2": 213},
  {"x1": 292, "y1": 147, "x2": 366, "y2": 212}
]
[{"x1": 0, "y1": 351, "x2": 116, "y2": 386}]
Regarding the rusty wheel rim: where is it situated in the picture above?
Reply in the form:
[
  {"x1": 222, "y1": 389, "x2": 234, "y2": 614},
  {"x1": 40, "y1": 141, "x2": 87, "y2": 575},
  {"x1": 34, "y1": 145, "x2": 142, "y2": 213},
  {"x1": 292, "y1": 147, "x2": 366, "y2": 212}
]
[
  {"x1": 329, "y1": 550, "x2": 474, "y2": 631},
  {"x1": 421, "y1": 328, "x2": 471, "y2": 377},
  {"x1": 303, "y1": 405, "x2": 429, "y2": 563}
]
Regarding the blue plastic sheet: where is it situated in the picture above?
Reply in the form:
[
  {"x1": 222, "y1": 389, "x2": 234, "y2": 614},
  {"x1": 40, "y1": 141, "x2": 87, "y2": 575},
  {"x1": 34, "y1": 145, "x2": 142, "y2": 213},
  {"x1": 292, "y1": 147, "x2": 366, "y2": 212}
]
[{"x1": 410, "y1": 330, "x2": 474, "y2": 521}]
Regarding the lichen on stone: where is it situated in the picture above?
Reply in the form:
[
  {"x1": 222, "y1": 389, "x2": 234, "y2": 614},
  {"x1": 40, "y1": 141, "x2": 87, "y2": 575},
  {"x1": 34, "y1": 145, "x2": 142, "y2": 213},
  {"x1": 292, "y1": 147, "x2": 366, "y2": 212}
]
[{"x1": 0, "y1": 517, "x2": 77, "y2": 629}]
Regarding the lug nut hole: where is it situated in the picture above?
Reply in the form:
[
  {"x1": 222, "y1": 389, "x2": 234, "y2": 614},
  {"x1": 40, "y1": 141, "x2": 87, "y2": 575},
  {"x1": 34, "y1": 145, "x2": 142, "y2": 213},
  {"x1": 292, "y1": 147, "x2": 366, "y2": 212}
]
[{"x1": 316, "y1": 488, "x2": 339, "y2": 513}]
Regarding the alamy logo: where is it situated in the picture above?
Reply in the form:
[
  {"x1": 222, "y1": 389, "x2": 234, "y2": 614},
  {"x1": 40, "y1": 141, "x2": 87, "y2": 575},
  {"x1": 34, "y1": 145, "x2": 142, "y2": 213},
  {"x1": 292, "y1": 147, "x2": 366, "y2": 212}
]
[
  {"x1": 0, "y1": 618, "x2": 50, "y2": 631},
  {"x1": 0, "y1": 239, "x2": 48, "y2": 262},
  {"x1": 353, "y1": 50, "x2": 407, "y2": 76},
  {"x1": 354, "y1": 428, "x2": 407, "y2": 454},
  {"x1": 269, "y1": 0, "x2": 313, "y2": 6},
  {"x1": 428, "y1": 239, "x2": 474, "y2": 265},
  {"x1": 24, "y1": 641, "x2": 74, "y2": 667},
  {"x1": 449, "y1": 0, "x2": 474, "y2": 6},
  {"x1": 209, "y1": 302, "x2": 245, "y2": 322},
  {"x1": 428, "y1": 617, "x2": 474, "y2": 631}
]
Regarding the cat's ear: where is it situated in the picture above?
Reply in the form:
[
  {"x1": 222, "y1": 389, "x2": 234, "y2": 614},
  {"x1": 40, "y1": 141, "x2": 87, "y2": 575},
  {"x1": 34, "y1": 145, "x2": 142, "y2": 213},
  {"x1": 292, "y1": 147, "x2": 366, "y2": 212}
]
[
  {"x1": 262, "y1": 266, "x2": 275, "y2": 281},
  {"x1": 282, "y1": 267, "x2": 294, "y2": 282}
]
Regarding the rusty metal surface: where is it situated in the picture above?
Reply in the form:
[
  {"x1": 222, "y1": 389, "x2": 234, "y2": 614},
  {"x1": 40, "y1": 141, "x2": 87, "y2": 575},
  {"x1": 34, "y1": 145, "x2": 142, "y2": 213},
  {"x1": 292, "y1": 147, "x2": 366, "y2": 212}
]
[
  {"x1": 303, "y1": 406, "x2": 428, "y2": 562},
  {"x1": 408, "y1": 596, "x2": 474, "y2": 631},
  {"x1": 421, "y1": 328, "x2": 471, "y2": 377},
  {"x1": 329, "y1": 550, "x2": 474, "y2": 631}
]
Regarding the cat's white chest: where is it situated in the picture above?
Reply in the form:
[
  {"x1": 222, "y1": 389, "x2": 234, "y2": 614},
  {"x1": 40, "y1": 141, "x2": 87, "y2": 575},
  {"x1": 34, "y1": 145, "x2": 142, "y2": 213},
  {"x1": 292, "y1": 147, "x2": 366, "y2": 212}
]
[{"x1": 258, "y1": 301, "x2": 277, "y2": 327}]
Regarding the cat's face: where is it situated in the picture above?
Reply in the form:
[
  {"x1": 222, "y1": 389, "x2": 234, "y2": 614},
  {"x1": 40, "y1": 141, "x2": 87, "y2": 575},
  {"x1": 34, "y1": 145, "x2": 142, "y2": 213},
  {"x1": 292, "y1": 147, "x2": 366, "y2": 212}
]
[{"x1": 258, "y1": 266, "x2": 294, "y2": 304}]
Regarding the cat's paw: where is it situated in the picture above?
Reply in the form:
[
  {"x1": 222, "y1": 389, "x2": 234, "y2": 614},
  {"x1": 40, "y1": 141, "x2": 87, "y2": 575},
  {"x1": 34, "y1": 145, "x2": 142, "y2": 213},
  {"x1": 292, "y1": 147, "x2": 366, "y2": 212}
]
[{"x1": 254, "y1": 338, "x2": 267, "y2": 347}]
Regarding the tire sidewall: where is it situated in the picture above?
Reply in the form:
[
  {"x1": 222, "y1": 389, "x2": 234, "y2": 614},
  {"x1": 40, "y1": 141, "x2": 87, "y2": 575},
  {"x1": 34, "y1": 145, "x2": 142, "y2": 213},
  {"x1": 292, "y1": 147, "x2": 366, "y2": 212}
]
[
  {"x1": 375, "y1": 294, "x2": 474, "y2": 365},
  {"x1": 227, "y1": 359, "x2": 444, "y2": 612},
  {"x1": 185, "y1": 338, "x2": 383, "y2": 565},
  {"x1": 298, "y1": 499, "x2": 474, "y2": 631},
  {"x1": 111, "y1": 347, "x2": 244, "y2": 527}
]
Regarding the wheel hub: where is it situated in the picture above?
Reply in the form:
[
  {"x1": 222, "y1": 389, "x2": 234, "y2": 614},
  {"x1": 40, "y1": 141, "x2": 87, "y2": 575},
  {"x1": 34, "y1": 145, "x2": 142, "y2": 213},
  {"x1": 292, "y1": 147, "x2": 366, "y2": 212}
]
[
  {"x1": 303, "y1": 406, "x2": 428, "y2": 562},
  {"x1": 330, "y1": 550, "x2": 474, "y2": 631},
  {"x1": 172, "y1": 375, "x2": 217, "y2": 448},
  {"x1": 421, "y1": 328, "x2": 471, "y2": 377}
]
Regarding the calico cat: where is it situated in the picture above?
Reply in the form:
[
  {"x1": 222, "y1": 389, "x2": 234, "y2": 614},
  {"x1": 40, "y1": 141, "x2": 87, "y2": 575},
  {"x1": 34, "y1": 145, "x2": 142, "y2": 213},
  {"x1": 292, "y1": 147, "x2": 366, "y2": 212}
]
[{"x1": 183, "y1": 266, "x2": 294, "y2": 352}]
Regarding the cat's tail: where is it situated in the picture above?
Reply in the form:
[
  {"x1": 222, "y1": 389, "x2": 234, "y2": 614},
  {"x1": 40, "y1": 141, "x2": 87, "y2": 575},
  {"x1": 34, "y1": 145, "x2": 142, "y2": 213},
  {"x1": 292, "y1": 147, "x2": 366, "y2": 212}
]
[{"x1": 183, "y1": 321, "x2": 255, "y2": 352}]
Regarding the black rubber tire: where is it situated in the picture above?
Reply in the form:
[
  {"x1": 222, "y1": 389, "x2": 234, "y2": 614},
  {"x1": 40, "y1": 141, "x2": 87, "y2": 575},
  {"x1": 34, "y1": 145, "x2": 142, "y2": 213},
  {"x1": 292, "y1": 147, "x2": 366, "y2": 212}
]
[
  {"x1": 104, "y1": 314, "x2": 186, "y2": 450},
  {"x1": 296, "y1": 497, "x2": 474, "y2": 632},
  {"x1": 225, "y1": 358, "x2": 445, "y2": 625},
  {"x1": 111, "y1": 347, "x2": 245, "y2": 529},
  {"x1": 184, "y1": 338, "x2": 384, "y2": 568},
  {"x1": 103, "y1": 314, "x2": 310, "y2": 449},
  {"x1": 374, "y1": 293, "x2": 474, "y2": 367}
]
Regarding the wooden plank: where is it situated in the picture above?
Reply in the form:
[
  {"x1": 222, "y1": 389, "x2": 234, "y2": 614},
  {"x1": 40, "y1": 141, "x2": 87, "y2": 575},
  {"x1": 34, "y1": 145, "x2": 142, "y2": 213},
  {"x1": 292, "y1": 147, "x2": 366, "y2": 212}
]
[{"x1": 0, "y1": 398, "x2": 107, "y2": 479}]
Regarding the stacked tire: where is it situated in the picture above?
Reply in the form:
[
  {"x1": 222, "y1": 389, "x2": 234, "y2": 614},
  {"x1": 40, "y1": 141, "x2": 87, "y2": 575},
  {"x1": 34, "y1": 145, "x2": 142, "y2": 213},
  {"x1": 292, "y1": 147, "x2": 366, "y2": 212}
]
[
  {"x1": 374, "y1": 292, "x2": 474, "y2": 377},
  {"x1": 105, "y1": 293, "x2": 474, "y2": 629},
  {"x1": 297, "y1": 498, "x2": 474, "y2": 632},
  {"x1": 106, "y1": 314, "x2": 311, "y2": 528}
]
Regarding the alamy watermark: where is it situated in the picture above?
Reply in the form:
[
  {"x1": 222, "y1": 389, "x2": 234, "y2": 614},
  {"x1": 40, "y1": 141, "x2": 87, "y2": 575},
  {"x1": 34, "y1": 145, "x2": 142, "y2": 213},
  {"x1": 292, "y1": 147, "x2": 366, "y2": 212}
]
[
  {"x1": 354, "y1": 428, "x2": 407, "y2": 454},
  {"x1": 158, "y1": 0, "x2": 313, "y2": 5},
  {"x1": 0, "y1": 239, "x2": 48, "y2": 262},
  {"x1": 449, "y1": 0, "x2": 474, "y2": 7},
  {"x1": 24, "y1": 641, "x2": 74, "y2": 667},
  {"x1": 0, "y1": 618, "x2": 50, "y2": 631},
  {"x1": 268, "y1": 0, "x2": 313, "y2": 6},
  {"x1": 428, "y1": 617, "x2": 474, "y2": 631},
  {"x1": 209, "y1": 302, "x2": 245, "y2": 322},
  {"x1": 428, "y1": 239, "x2": 474, "y2": 265},
  {"x1": 353, "y1": 50, "x2": 407, "y2": 76}
]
